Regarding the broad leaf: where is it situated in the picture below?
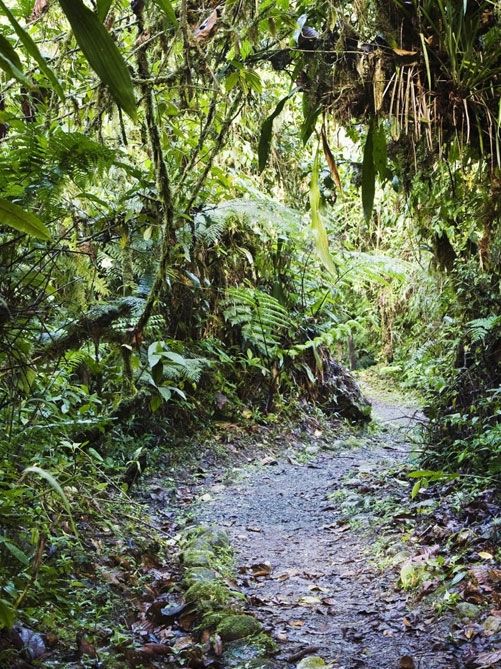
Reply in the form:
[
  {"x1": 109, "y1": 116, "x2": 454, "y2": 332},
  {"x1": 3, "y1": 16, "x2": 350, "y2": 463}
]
[
  {"x1": 373, "y1": 123, "x2": 387, "y2": 181},
  {"x1": 58, "y1": 0, "x2": 137, "y2": 120},
  {"x1": 301, "y1": 101, "x2": 320, "y2": 145},
  {"x1": 0, "y1": 600, "x2": 14, "y2": 630},
  {"x1": 0, "y1": 34, "x2": 30, "y2": 85},
  {"x1": 0, "y1": 199, "x2": 50, "y2": 240},
  {"x1": 310, "y1": 149, "x2": 337, "y2": 276},
  {"x1": 22, "y1": 466, "x2": 79, "y2": 539},
  {"x1": 153, "y1": 0, "x2": 178, "y2": 28},
  {"x1": 0, "y1": 537, "x2": 30, "y2": 565},
  {"x1": 258, "y1": 90, "x2": 295, "y2": 173},
  {"x1": 96, "y1": 0, "x2": 113, "y2": 22},
  {"x1": 0, "y1": 0, "x2": 64, "y2": 99},
  {"x1": 362, "y1": 119, "x2": 375, "y2": 222}
]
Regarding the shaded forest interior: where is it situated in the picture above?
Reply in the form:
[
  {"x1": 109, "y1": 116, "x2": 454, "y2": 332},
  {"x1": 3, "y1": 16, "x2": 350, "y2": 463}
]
[{"x1": 0, "y1": 1, "x2": 499, "y2": 667}]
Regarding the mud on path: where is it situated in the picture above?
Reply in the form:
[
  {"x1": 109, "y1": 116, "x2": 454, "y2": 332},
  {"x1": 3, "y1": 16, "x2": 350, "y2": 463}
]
[{"x1": 195, "y1": 401, "x2": 458, "y2": 669}]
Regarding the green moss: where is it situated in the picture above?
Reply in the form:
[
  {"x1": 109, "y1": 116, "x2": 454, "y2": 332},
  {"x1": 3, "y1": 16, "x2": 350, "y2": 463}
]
[
  {"x1": 182, "y1": 548, "x2": 212, "y2": 567},
  {"x1": 185, "y1": 578, "x2": 243, "y2": 612},
  {"x1": 216, "y1": 614, "x2": 262, "y2": 641},
  {"x1": 181, "y1": 526, "x2": 266, "y2": 654}
]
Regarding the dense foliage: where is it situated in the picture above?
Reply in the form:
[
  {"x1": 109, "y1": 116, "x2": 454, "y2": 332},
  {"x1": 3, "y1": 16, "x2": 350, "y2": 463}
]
[{"x1": 0, "y1": 0, "x2": 499, "y2": 656}]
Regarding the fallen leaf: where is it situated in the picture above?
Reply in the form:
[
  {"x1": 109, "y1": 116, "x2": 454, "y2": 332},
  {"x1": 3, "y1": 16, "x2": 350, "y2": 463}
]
[
  {"x1": 392, "y1": 47, "x2": 418, "y2": 56},
  {"x1": 308, "y1": 584, "x2": 328, "y2": 593},
  {"x1": 213, "y1": 633, "x2": 223, "y2": 656},
  {"x1": 173, "y1": 636, "x2": 193, "y2": 651},
  {"x1": 478, "y1": 551, "x2": 494, "y2": 560},
  {"x1": 275, "y1": 571, "x2": 291, "y2": 582},
  {"x1": 400, "y1": 656, "x2": 416, "y2": 669},
  {"x1": 321, "y1": 597, "x2": 336, "y2": 607},
  {"x1": 483, "y1": 614, "x2": 501, "y2": 636},
  {"x1": 289, "y1": 619, "x2": 305, "y2": 628},
  {"x1": 251, "y1": 561, "x2": 272, "y2": 577},
  {"x1": 474, "y1": 650, "x2": 501, "y2": 668},
  {"x1": 260, "y1": 456, "x2": 278, "y2": 466},
  {"x1": 137, "y1": 643, "x2": 171, "y2": 657},
  {"x1": 99, "y1": 567, "x2": 125, "y2": 585},
  {"x1": 463, "y1": 624, "x2": 480, "y2": 640},
  {"x1": 298, "y1": 595, "x2": 322, "y2": 607}
]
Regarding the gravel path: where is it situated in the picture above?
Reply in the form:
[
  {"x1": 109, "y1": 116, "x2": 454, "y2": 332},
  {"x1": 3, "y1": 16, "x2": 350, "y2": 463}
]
[{"x1": 197, "y1": 402, "x2": 459, "y2": 668}]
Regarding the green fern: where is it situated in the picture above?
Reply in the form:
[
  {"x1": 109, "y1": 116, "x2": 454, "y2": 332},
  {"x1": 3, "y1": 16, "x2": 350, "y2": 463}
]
[
  {"x1": 467, "y1": 315, "x2": 501, "y2": 342},
  {"x1": 223, "y1": 286, "x2": 293, "y2": 355},
  {"x1": 193, "y1": 197, "x2": 304, "y2": 246},
  {"x1": 147, "y1": 341, "x2": 208, "y2": 384}
]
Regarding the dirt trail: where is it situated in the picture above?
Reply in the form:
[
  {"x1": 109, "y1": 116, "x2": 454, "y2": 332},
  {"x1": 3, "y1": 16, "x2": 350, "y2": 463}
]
[{"x1": 196, "y1": 399, "x2": 459, "y2": 668}]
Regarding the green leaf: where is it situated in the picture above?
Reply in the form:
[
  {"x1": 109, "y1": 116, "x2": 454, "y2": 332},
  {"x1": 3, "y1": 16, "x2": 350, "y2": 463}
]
[
  {"x1": 372, "y1": 122, "x2": 387, "y2": 181},
  {"x1": 152, "y1": 0, "x2": 178, "y2": 28},
  {"x1": 158, "y1": 386, "x2": 172, "y2": 402},
  {"x1": 0, "y1": 600, "x2": 14, "y2": 630},
  {"x1": 362, "y1": 119, "x2": 375, "y2": 222},
  {"x1": 0, "y1": 199, "x2": 50, "y2": 240},
  {"x1": 88, "y1": 447, "x2": 104, "y2": 462},
  {"x1": 0, "y1": 33, "x2": 22, "y2": 71},
  {"x1": 419, "y1": 32, "x2": 432, "y2": 89},
  {"x1": 411, "y1": 480, "x2": 421, "y2": 499},
  {"x1": 310, "y1": 148, "x2": 337, "y2": 277},
  {"x1": 0, "y1": 537, "x2": 30, "y2": 566},
  {"x1": 301, "y1": 98, "x2": 320, "y2": 145},
  {"x1": 21, "y1": 466, "x2": 79, "y2": 539},
  {"x1": 258, "y1": 90, "x2": 296, "y2": 173},
  {"x1": 57, "y1": 0, "x2": 137, "y2": 120},
  {"x1": 96, "y1": 0, "x2": 113, "y2": 22},
  {"x1": 408, "y1": 469, "x2": 446, "y2": 479},
  {"x1": 0, "y1": 35, "x2": 31, "y2": 85},
  {"x1": 0, "y1": 0, "x2": 64, "y2": 100}
]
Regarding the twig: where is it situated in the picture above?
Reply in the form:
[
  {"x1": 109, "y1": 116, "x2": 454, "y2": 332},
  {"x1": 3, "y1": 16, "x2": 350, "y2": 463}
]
[{"x1": 284, "y1": 646, "x2": 321, "y2": 663}]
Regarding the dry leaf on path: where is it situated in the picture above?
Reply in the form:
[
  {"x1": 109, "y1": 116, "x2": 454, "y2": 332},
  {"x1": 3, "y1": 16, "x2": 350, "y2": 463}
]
[
  {"x1": 399, "y1": 656, "x2": 416, "y2": 669},
  {"x1": 474, "y1": 650, "x2": 501, "y2": 668},
  {"x1": 251, "y1": 561, "x2": 272, "y2": 577},
  {"x1": 297, "y1": 595, "x2": 322, "y2": 606}
]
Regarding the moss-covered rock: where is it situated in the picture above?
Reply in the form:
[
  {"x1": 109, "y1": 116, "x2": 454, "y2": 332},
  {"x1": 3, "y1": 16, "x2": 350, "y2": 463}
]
[
  {"x1": 186, "y1": 579, "x2": 242, "y2": 612},
  {"x1": 180, "y1": 526, "x2": 267, "y2": 661},
  {"x1": 184, "y1": 566, "x2": 219, "y2": 585},
  {"x1": 216, "y1": 614, "x2": 263, "y2": 641},
  {"x1": 182, "y1": 548, "x2": 213, "y2": 568}
]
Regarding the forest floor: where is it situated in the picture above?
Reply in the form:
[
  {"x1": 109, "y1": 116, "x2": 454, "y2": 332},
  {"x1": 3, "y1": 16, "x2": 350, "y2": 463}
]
[
  {"x1": 12, "y1": 382, "x2": 498, "y2": 668},
  {"x1": 136, "y1": 381, "x2": 499, "y2": 669}
]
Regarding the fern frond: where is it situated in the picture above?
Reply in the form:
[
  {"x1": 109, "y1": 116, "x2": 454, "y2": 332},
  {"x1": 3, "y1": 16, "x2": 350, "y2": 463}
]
[
  {"x1": 467, "y1": 315, "x2": 501, "y2": 342},
  {"x1": 223, "y1": 286, "x2": 293, "y2": 354}
]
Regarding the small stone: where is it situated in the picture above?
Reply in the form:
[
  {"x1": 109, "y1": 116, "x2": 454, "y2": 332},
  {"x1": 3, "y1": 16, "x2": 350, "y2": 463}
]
[
  {"x1": 456, "y1": 602, "x2": 480, "y2": 619},
  {"x1": 483, "y1": 614, "x2": 501, "y2": 636}
]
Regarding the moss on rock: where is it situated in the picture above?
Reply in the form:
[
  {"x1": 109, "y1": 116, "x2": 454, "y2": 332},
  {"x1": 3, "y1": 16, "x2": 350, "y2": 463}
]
[
  {"x1": 216, "y1": 614, "x2": 263, "y2": 641},
  {"x1": 180, "y1": 526, "x2": 267, "y2": 660}
]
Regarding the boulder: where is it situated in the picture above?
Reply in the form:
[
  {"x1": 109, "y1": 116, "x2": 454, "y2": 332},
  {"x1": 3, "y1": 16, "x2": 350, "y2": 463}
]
[{"x1": 318, "y1": 360, "x2": 371, "y2": 422}]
